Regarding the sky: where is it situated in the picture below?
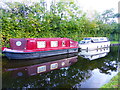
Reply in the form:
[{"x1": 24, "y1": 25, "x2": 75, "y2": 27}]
[
  {"x1": 1, "y1": 0, "x2": 120, "y2": 13},
  {"x1": 76, "y1": 0, "x2": 119, "y2": 13}
]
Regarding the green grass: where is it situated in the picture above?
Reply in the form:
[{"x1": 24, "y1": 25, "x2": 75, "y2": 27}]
[
  {"x1": 110, "y1": 41, "x2": 120, "y2": 44},
  {"x1": 100, "y1": 72, "x2": 120, "y2": 88}
]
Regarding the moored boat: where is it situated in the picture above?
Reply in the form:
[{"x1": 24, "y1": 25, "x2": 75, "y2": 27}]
[
  {"x1": 78, "y1": 37, "x2": 110, "y2": 51},
  {"x1": 2, "y1": 38, "x2": 78, "y2": 60}
]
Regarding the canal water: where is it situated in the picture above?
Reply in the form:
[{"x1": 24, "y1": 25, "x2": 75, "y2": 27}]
[{"x1": 2, "y1": 46, "x2": 119, "y2": 88}]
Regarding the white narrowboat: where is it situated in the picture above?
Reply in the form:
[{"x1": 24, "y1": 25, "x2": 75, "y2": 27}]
[{"x1": 78, "y1": 37, "x2": 110, "y2": 51}]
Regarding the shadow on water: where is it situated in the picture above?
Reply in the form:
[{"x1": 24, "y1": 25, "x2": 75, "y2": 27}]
[{"x1": 2, "y1": 46, "x2": 119, "y2": 88}]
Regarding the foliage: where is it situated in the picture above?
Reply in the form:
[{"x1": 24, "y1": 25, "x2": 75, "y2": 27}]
[{"x1": 1, "y1": 2, "x2": 119, "y2": 47}]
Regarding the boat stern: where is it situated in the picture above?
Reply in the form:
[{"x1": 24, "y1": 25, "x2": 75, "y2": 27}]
[{"x1": 10, "y1": 38, "x2": 27, "y2": 50}]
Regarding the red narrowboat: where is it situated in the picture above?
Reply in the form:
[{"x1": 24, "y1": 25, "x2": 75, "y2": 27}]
[{"x1": 2, "y1": 38, "x2": 78, "y2": 60}]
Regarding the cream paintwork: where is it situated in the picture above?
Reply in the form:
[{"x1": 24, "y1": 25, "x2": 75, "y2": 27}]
[{"x1": 78, "y1": 37, "x2": 110, "y2": 50}]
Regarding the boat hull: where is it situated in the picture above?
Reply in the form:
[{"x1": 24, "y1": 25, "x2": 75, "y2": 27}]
[{"x1": 3, "y1": 48, "x2": 78, "y2": 60}]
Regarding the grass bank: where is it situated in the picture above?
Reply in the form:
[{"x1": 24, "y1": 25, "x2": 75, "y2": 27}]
[
  {"x1": 110, "y1": 41, "x2": 120, "y2": 44},
  {"x1": 100, "y1": 72, "x2": 120, "y2": 88}
]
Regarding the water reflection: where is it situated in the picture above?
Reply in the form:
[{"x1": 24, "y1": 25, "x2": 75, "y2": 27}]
[
  {"x1": 2, "y1": 46, "x2": 119, "y2": 88},
  {"x1": 78, "y1": 47, "x2": 110, "y2": 60},
  {"x1": 3, "y1": 53, "x2": 78, "y2": 77},
  {"x1": 3, "y1": 53, "x2": 80, "y2": 88}
]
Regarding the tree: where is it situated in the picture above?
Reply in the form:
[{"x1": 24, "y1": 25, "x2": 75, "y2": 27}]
[{"x1": 101, "y1": 8, "x2": 120, "y2": 24}]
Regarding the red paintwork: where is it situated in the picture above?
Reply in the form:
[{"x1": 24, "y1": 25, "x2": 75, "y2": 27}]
[
  {"x1": 7, "y1": 38, "x2": 78, "y2": 52},
  {"x1": 2, "y1": 47, "x2": 7, "y2": 51}
]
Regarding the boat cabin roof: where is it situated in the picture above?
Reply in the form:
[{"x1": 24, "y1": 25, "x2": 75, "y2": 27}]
[
  {"x1": 78, "y1": 37, "x2": 109, "y2": 44},
  {"x1": 83, "y1": 37, "x2": 109, "y2": 41},
  {"x1": 11, "y1": 38, "x2": 71, "y2": 41},
  {"x1": 26, "y1": 38, "x2": 70, "y2": 40}
]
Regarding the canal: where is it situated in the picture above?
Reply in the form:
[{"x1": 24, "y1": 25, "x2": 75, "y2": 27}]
[{"x1": 2, "y1": 46, "x2": 120, "y2": 88}]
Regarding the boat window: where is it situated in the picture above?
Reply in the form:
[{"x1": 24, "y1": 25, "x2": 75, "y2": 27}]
[
  {"x1": 37, "y1": 41, "x2": 46, "y2": 48},
  {"x1": 86, "y1": 41, "x2": 91, "y2": 43},
  {"x1": 51, "y1": 41, "x2": 58, "y2": 47},
  {"x1": 93, "y1": 39, "x2": 99, "y2": 42},
  {"x1": 84, "y1": 38, "x2": 91, "y2": 40},
  {"x1": 79, "y1": 41, "x2": 85, "y2": 44},
  {"x1": 100, "y1": 38, "x2": 104, "y2": 40},
  {"x1": 62, "y1": 41, "x2": 65, "y2": 46}
]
